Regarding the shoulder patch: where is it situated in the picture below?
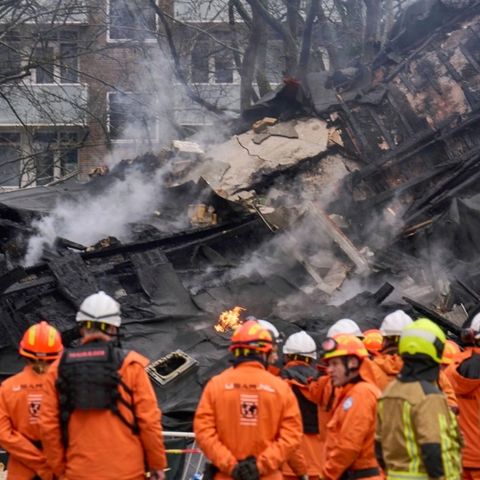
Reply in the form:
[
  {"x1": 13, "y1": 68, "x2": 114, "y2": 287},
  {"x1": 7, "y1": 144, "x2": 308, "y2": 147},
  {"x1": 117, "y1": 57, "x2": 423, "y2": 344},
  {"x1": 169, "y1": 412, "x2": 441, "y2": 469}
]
[{"x1": 343, "y1": 397, "x2": 353, "y2": 410}]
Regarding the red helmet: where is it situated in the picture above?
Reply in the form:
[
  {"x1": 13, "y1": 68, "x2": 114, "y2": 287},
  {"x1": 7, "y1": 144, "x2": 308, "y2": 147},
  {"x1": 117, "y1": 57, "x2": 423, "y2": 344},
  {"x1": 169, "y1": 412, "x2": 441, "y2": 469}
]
[
  {"x1": 322, "y1": 333, "x2": 369, "y2": 362},
  {"x1": 229, "y1": 320, "x2": 273, "y2": 353},
  {"x1": 441, "y1": 340, "x2": 461, "y2": 365},
  {"x1": 19, "y1": 321, "x2": 64, "y2": 361},
  {"x1": 363, "y1": 329, "x2": 383, "y2": 354}
]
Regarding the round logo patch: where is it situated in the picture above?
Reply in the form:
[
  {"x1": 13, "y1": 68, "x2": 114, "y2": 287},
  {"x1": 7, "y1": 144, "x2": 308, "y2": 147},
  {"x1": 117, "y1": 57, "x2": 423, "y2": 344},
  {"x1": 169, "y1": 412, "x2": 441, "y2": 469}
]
[{"x1": 343, "y1": 397, "x2": 353, "y2": 410}]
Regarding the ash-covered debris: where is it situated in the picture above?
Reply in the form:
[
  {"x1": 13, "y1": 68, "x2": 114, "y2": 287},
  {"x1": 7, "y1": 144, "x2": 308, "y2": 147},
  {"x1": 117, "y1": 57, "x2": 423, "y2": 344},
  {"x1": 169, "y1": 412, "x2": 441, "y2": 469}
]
[{"x1": 2, "y1": 0, "x2": 480, "y2": 432}]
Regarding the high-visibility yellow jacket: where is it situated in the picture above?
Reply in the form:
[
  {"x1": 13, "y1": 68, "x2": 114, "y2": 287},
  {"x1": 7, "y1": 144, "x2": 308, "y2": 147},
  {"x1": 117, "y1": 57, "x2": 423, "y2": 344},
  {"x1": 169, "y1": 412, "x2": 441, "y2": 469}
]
[{"x1": 375, "y1": 378, "x2": 463, "y2": 480}]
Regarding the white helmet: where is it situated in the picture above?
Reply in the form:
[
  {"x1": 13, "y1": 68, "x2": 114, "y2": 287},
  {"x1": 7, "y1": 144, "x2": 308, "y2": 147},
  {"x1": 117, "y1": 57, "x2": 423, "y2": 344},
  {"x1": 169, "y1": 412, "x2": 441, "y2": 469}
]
[
  {"x1": 283, "y1": 331, "x2": 317, "y2": 359},
  {"x1": 76, "y1": 291, "x2": 121, "y2": 327},
  {"x1": 380, "y1": 310, "x2": 413, "y2": 337},
  {"x1": 257, "y1": 319, "x2": 280, "y2": 341},
  {"x1": 470, "y1": 313, "x2": 480, "y2": 338},
  {"x1": 327, "y1": 319, "x2": 363, "y2": 338}
]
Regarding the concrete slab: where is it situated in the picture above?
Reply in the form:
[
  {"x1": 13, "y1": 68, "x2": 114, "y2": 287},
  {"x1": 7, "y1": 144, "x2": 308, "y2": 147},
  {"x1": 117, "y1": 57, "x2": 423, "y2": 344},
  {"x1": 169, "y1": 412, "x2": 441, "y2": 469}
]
[{"x1": 196, "y1": 118, "x2": 330, "y2": 194}]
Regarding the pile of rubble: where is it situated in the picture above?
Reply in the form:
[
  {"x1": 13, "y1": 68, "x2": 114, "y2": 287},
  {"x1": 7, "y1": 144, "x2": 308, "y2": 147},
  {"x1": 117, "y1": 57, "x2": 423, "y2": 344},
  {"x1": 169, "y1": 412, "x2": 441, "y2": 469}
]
[{"x1": 0, "y1": 0, "x2": 479, "y2": 432}]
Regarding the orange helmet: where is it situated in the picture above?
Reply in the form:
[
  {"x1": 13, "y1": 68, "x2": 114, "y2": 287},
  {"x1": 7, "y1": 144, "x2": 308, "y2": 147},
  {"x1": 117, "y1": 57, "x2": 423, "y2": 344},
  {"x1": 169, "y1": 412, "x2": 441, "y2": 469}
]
[
  {"x1": 19, "y1": 321, "x2": 63, "y2": 361},
  {"x1": 229, "y1": 320, "x2": 273, "y2": 353},
  {"x1": 441, "y1": 340, "x2": 461, "y2": 365},
  {"x1": 322, "y1": 333, "x2": 369, "y2": 361},
  {"x1": 363, "y1": 329, "x2": 383, "y2": 354}
]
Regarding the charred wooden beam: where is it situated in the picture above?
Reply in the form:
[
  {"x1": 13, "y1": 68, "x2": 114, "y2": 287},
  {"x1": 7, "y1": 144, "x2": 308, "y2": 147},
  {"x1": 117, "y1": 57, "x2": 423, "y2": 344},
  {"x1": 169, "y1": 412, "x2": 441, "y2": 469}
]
[
  {"x1": 404, "y1": 146, "x2": 480, "y2": 223},
  {"x1": 356, "y1": 162, "x2": 455, "y2": 211},
  {"x1": 403, "y1": 296, "x2": 461, "y2": 336},
  {"x1": 354, "y1": 109, "x2": 480, "y2": 183},
  {"x1": 367, "y1": 107, "x2": 396, "y2": 149},
  {"x1": 373, "y1": 282, "x2": 394, "y2": 304},
  {"x1": 307, "y1": 202, "x2": 370, "y2": 273}
]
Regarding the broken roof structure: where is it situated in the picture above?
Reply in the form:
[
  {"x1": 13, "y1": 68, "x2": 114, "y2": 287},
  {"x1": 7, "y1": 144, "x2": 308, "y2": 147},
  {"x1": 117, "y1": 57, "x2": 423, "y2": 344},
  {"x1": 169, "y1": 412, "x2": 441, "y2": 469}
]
[{"x1": 0, "y1": 0, "x2": 480, "y2": 434}]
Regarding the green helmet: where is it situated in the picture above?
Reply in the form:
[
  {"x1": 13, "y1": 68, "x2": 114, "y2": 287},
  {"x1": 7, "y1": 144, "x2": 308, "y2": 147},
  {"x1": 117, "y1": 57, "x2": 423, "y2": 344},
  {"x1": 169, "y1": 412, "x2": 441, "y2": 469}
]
[{"x1": 399, "y1": 318, "x2": 446, "y2": 363}]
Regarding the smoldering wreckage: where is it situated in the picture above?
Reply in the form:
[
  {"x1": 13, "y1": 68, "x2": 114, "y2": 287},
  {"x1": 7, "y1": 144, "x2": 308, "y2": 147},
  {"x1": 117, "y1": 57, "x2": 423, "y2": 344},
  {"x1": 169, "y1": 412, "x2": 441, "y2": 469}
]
[{"x1": 0, "y1": 0, "x2": 480, "y2": 455}]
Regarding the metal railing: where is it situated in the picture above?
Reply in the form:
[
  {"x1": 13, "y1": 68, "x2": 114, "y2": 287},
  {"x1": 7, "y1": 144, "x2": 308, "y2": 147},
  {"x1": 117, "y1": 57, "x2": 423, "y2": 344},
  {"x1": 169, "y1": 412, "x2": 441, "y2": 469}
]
[{"x1": 163, "y1": 431, "x2": 205, "y2": 480}]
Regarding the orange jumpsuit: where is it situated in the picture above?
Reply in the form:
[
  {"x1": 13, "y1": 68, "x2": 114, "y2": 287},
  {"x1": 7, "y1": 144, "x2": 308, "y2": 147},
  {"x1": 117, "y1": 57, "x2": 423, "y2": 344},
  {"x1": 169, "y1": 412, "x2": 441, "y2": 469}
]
[
  {"x1": 194, "y1": 360, "x2": 303, "y2": 480},
  {"x1": 280, "y1": 360, "x2": 323, "y2": 480},
  {"x1": 372, "y1": 351, "x2": 458, "y2": 408},
  {"x1": 445, "y1": 347, "x2": 480, "y2": 479},
  {"x1": 0, "y1": 365, "x2": 53, "y2": 480},
  {"x1": 322, "y1": 361, "x2": 382, "y2": 480},
  {"x1": 40, "y1": 340, "x2": 167, "y2": 480}
]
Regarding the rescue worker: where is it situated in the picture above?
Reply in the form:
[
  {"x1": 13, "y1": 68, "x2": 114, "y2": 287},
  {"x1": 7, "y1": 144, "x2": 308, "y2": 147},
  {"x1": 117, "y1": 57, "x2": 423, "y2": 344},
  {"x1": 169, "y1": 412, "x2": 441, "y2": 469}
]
[
  {"x1": 371, "y1": 311, "x2": 458, "y2": 410},
  {"x1": 441, "y1": 340, "x2": 461, "y2": 371},
  {"x1": 321, "y1": 334, "x2": 382, "y2": 480},
  {"x1": 40, "y1": 291, "x2": 167, "y2": 480},
  {"x1": 327, "y1": 319, "x2": 364, "y2": 338},
  {"x1": 248, "y1": 318, "x2": 283, "y2": 375},
  {"x1": 0, "y1": 321, "x2": 63, "y2": 480},
  {"x1": 363, "y1": 330, "x2": 383, "y2": 357},
  {"x1": 280, "y1": 331, "x2": 321, "y2": 480},
  {"x1": 194, "y1": 320, "x2": 303, "y2": 480},
  {"x1": 445, "y1": 313, "x2": 480, "y2": 479},
  {"x1": 375, "y1": 318, "x2": 463, "y2": 480},
  {"x1": 372, "y1": 310, "x2": 413, "y2": 390}
]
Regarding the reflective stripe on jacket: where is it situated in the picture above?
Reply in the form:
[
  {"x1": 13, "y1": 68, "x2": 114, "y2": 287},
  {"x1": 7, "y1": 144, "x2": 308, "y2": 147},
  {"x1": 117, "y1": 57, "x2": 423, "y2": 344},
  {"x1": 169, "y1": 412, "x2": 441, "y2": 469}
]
[
  {"x1": 372, "y1": 353, "x2": 458, "y2": 408},
  {"x1": 375, "y1": 379, "x2": 463, "y2": 480}
]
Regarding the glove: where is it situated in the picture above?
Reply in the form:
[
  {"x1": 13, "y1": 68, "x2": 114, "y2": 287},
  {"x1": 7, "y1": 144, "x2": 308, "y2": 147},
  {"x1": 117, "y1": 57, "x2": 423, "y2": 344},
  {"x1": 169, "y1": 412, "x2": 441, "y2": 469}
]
[{"x1": 232, "y1": 456, "x2": 260, "y2": 480}]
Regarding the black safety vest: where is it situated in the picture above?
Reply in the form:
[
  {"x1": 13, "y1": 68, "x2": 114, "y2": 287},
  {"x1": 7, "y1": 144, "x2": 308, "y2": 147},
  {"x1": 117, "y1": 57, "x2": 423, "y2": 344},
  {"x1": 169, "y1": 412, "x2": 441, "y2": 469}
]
[
  {"x1": 55, "y1": 341, "x2": 139, "y2": 447},
  {"x1": 280, "y1": 363, "x2": 320, "y2": 434}
]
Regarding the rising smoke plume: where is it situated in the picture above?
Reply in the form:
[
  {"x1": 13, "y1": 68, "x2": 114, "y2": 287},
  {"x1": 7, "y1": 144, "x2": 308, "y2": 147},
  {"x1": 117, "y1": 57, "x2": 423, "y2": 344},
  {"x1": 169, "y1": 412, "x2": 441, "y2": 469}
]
[{"x1": 23, "y1": 166, "x2": 168, "y2": 266}]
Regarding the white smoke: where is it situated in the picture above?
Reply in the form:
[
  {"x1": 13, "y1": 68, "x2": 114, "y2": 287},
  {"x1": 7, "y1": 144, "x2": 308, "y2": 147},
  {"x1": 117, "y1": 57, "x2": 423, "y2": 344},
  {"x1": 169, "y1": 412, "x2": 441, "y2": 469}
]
[{"x1": 24, "y1": 167, "x2": 167, "y2": 266}]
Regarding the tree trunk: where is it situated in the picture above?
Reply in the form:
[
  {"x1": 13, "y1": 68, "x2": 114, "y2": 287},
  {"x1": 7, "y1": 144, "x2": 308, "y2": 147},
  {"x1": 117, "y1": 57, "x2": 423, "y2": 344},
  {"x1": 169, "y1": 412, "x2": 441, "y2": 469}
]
[
  {"x1": 240, "y1": 23, "x2": 261, "y2": 110},
  {"x1": 317, "y1": 3, "x2": 340, "y2": 71},
  {"x1": 363, "y1": 0, "x2": 380, "y2": 62},
  {"x1": 298, "y1": 0, "x2": 319, "y2": 79},
  {"x1": 255, "y1": 0, "x2": 271, "y2": 97},
  {"x1": 245, "y1": 0, "x2": 298, "y2": 77}
]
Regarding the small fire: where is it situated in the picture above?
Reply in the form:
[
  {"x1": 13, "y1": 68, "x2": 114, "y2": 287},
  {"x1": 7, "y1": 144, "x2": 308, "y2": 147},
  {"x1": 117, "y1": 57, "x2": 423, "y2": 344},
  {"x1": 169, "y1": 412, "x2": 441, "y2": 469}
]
[{"x1": 214, "y1": 306, "x2": 246, "y2": 332}]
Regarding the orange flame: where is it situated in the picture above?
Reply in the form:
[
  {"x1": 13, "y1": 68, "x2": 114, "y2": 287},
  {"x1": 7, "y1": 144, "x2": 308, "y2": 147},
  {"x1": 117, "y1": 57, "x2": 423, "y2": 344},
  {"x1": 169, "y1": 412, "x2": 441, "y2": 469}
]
[{"x1": 214, "y1": 306, "x2": 246, "y2": 332}]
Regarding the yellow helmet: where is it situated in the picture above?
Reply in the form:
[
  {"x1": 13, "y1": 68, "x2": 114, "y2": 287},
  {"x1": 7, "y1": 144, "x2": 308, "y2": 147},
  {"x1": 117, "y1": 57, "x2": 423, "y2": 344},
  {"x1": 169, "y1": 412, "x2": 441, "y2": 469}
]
[{"x1": 399, "y1": 318, "x2": 446, "y2": 363}]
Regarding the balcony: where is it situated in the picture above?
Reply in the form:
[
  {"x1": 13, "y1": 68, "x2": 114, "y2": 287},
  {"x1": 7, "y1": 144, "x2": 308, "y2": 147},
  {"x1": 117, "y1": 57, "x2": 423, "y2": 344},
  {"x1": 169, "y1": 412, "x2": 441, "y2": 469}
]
[
  {"x1": 0, "y1": 0, "x2": 89, "y2": 25},
  {"x1": 174, "y1": 83, "x2": 241, "y2": 125},
  {"x1": 0, "y1": 84, "x2": 89, "y2": 126}
]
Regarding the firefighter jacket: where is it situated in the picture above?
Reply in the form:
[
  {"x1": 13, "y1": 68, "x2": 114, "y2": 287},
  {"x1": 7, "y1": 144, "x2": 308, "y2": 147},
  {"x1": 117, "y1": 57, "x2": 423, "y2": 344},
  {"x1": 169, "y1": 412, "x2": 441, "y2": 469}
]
[
  {"x1": 280, "y1": 360, "x2": 322, "y2": 477},
  {"x1": 193, "y1": 360, "x2": 303, "y2": 480},
  {"x1": 375, "y1": 377, "x2": 463, "y2": 480},
  {"x1": 322, "y1": 360, "x2": 382, "y2": 480},
  {"x1": 371, "y1": 353, "x2": 458, "y2": 408},
  {"x1": 0, "y1": 365, "x2": 53, "y2": 480},
  {"x1": 40, "y1": 338, "x2": 167, "y2": 480},
  {"x1": 445, "y1": 347, "x2": 480, "y2": 469}
]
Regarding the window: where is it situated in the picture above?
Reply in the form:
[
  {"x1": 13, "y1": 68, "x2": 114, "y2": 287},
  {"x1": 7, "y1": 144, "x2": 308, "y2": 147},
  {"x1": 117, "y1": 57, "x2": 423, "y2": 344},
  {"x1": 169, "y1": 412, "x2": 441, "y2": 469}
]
[
  {"x1": 33, "y1": 132, "x2": 78, "y2": 185},
  {"x1": 0, "y1": 133, "x2": 21, "y2": 187},
  {"x1": 35, "y1": 47, "x2": 55, "y2": 84},
  {"x1": 214, "y1": 49, "x2": 233, "y2": 83},
  {"x1": 191, "y1": 42, "x2": 209, "y2": 83},
  {"x1": 0, "y1": 36, "x2": 21, "y2": 80},
  {"x1": 60, "y1": 43, "x2": 78, "y2": 83},
  {"x1": 108, "y1": 93, "x2": 157, "y2": 141},
  {"x1": 31, "y1": 30, "x2": 79, "y2": 84},
  {"x1": 109, "y1": 0, "x2": 156, "y2": 41}
]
